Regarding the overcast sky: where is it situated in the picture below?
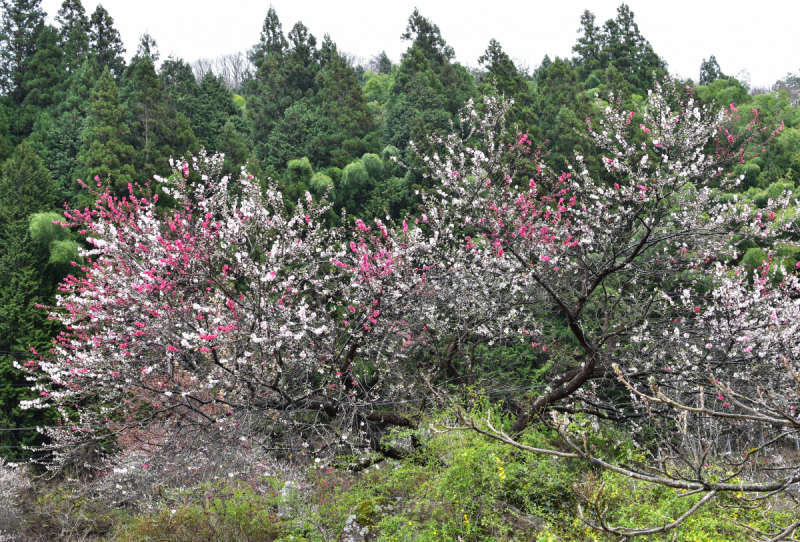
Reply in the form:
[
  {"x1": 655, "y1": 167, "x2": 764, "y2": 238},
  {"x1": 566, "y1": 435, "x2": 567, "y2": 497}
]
[{"x1": 40, "y1": 0, "x2": 798, "y2": 88}]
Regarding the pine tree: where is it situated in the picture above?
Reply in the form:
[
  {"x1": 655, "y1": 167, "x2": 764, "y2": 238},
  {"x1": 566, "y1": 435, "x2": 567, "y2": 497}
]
[
  {"x1": 385, "y1": 9, "x2": 474, "y2": 170},
  {"x1": 0, "y1": 0, "x2": 46, "y2": 104},
  {"x1": 0, "y1": 141, "x2": 54, "y2": 231},
  {"x1": 598, "y1": 4, "x2": 666, "y2": 92},
  {"x1": 192, "y1": 71, "x2": 241, "y2": 151},
  {"x1": 572, "y1": 10, "x2": 602, "y2": 74},
  {"x1": 20, "y1": 25, "x2": 65, "y2": 115},
  {"x1": 315, "y1": 48, "x2": 375, "y2": 166},
  {"x1": 77, "y1": 66, "x2": 134, "y2": 192},
  {"x1": 0, "y1": 144, "x2": 61, "y2": 458},
  {"x1": 56, "y1": 0, "x2": 89, "y2": 74},
  {"x1": 478, "y1": 39, "x2": 537, "y2": 138},
  {"x1": 377, "y1": 51, "x2": 392, "y2": 75},
  {"x1": 88, "y1": 3, "x2": 125, "y2": 77},
  {"x1": 699, "y1": 55, "x2": 725, "y2": 85},
  {"x1": 249, "y1": 4, "x2": 287, "y2": 69}
]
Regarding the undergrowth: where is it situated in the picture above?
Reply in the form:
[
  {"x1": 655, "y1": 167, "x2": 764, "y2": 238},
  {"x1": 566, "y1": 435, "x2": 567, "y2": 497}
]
[{"x1": 5, "y1": 413, "x2": 798, "y2": 541}]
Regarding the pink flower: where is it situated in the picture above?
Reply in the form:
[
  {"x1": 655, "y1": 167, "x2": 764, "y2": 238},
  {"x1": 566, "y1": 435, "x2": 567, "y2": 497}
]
[
  {"x1": 540, "y1": 256, "x2": 551, "y2": 262},
  {"x1": 350, "y1": 242, "x2": 357, "y2": 253},
  {"x1": 402, "y1": 220, "x2": 408, "y2": 234}
]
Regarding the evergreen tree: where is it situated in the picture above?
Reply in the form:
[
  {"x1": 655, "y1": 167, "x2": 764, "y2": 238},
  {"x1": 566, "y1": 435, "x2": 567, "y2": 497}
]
[
  {"x1": 598, "y1": 4, "x2": 666, "y2": 92},
  {"x1": 284, "y1": 22, "x2": 319, "y2": 97},
  {"x1": 0, "y1": 104, "x2": 12, "y2": 161},
  {"x1": 478, "y1": 39, "x2": 537, "y2": 139},
  {"x1": 124, "y1": 35, "x2": 170, "y2": 181},
  {"x1": 0, "y1": 145, "x2": 63, "y2": 458},
  {"x1": 55, "y1": 0, "x2": 89, "y2": 74},
  {"x1": 249, "y1": 4, "x2": 287, "y2": 69},
  {"x1": 0, "y1": 141, "x2": 53, "y2": 230},
  {"x1": 20, "y1": 25, "x2": 65, "y2": 117},
  {"x1": 88, "y1": 3, "x2": 125, "y2": 77},
  {"x1": 699, "y1": 55, "x2": 725, "y2": 85},
  {"x1": 399, "y1": 8, "x2": 453, "y2": 64},
  {"x1": 572, "y1": 10, "x2": 602, "y2": 74},
  {"x1": 59, "y1": 57, "x2": 97, "y2": 114},
  {"x1": 385, "y1": 9, "x2": 475, "y2": 173},
  {"x1": 534, "y1": 57, "x2": 594, "y2": 172},
  {"x1": 77, "y1": 66, "x2": 134, "y2": 192},
  {"x1": 315, "y1": 47, "x2": 376, "y2": 166},
  {"x1": 0, "y1": 0, "x2": 45, "y2": 104},
  {"x1": 216, "y1": 119, "x2": 252, "y2": 177},
  {"x1": 192, "y1": 71, "x2": 241, "y2": 151},
  {"x1": 377, "y1": 51, "x2": 392, "y2": 75}
]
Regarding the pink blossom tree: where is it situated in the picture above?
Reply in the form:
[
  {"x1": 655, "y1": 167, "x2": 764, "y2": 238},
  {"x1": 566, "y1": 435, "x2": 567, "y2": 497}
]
[{"x1": 22, "y1": 78, "x2": 800, "y2": 537}]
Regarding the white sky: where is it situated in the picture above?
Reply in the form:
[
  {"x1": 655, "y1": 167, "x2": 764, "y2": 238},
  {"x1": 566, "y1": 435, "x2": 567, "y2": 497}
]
[{"x1": 41, "y1": 0, "x2": 798, "y2": 88}]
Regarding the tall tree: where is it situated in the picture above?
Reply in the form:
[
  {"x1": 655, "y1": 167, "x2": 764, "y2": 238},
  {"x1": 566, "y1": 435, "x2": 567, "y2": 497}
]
[
  {"x1": 598, "y1": 4, "x2": 666, "y2": 91},
  {"x1": 55, "y1": 0, "x2": 89, "y2": 74},
  {"x1": 572, "y1": 9, "x2": 602, "y2": 74},
  {"x1": 699, "y1": 55, "x2": 725, "y2": 85},
  {"x1": 192, "y1": 70, "x2": 242, "y2": 151},
  {"x1": 77, "y1": 66, "x2": 134, "y2": 192},
  {"x1": 88, "y1": 3, "x2": 125, "y2": 77},
  {"x1": 20, "y1": 25, "x2": 64, "y2": 113},
  {"x1": 0, "y1": 144, "x2": 62, "y2": 458},
  {"x1": 0, "y1": 141, "x2": 53, "y2": 231},
  {"x1": 385, "y1": 9, "x2": 475, "y2": 175},
  {"x1": 0, "y1": 0, "x2": 46, "y2": 104},
  {"x1": 315, "y1": 46, "x2": 376, "y2": 166},
  {"x1": 248, "y1": 4, "x2": 287, "y2": 69},
  {"x1": 478, "y1": 39, "x2": 537, "y2": 139}
]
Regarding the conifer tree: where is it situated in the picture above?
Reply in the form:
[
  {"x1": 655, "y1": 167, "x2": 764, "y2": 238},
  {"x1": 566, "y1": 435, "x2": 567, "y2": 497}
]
[
  {"x1": 478, "y1": 39, "x2": 538, "y2": 140},
  {"x1": 0, "y1": 0, "x2": 45, "y2": 103},
  {"x1": 56, "y1": 0, "x2": 89, "y2": 74},
  {"x1": 192, "y1": 71, "x2": 241, "y2": 151},
  {"x1": 699, "y1": 55, "x2": 725, "y2": 85},
  {"x1": 88, "y1": 3, "x2": 125, "y2": 77},
  {"x1": 0, "y1": 141, "x2": 53, "y2": 232},
  {"x1": 249, "y1": 4, "x2": 287, "y2": 69},
  {"x1": 77, "y1": 66, "x2": 134, "y2": 192},
  {"x1": 315, "y1": 48, "x2": 375, "y2": 166},
  {"x1": 0, "y1": 144, "x2": 61, "y2": 457},
  {"x1": 21, "y1": 25, "x2": 65, "y2": 114},
  {"x1": 572, "y1": 10, "x2": 602, "y2": 74}
]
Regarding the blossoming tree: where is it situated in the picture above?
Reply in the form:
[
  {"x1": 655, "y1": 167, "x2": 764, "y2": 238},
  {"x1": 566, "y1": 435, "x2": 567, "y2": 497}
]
[{"x1": 22, "y1": 79, "x2": 800, "y2": 538}]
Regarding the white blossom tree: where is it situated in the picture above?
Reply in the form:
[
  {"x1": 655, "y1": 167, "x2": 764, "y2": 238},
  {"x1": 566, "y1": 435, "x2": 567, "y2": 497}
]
[{"x1": 21, "y1": 78, "x2": 800, "y2": 538}]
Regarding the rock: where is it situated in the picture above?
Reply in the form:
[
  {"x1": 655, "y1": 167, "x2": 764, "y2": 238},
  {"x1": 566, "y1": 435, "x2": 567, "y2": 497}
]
[{"x1": 337, "y1": 497, "x2": 397, "y2": 542}]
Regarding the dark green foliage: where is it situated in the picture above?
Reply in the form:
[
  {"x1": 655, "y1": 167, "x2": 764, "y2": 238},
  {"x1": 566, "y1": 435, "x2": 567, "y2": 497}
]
[
  {"x1": 572, "y1": 4, "x2": 666, "y2": 93},
  {"x1": 699, "y1": 55, "x2": 725, "y2": 85},
  {"x1": 77, "y1": 66, "x2": 134, "y2": 192},
  {"x1": 0, "y1": 141, "x2": 54, "y2": 228},
  {"x1": 478, "y1": 39, "x2": 537, "y2": 136},
  {"x1": 192, "y1": 71, "x2": 242, "y2": 151},
  {"x1": 18, "y1": 25, "x2": 65, "y2": 133},
  {"x1": 315, "y1": 47, "x2": 377, "y2": 166},
  {"x1": 88, "y1": 4, "x2": 125, "y2": 77},
  {"x1": 56, "y1": 0, "x2": 89, "y2": 74},
  {"x1": 384, "y1": 9, "x2": 475, "y2": 174},
  {"x1": 0, "y1": 0, "x2": 46, "y2": 104},
  {"x1": 249, "y1": 4, "x2": 287, "y2": 69},
  {"x1": 0, "y1": 144, "x2": 59, "y2": 457},
  {"x1": 123, "y1": 35, "x2": 198, "y2": 182}
]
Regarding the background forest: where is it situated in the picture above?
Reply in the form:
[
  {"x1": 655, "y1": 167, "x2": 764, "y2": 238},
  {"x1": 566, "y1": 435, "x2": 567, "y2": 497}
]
[{"x1": 1, "y1": 1, "x2": 800, "y2": 540}]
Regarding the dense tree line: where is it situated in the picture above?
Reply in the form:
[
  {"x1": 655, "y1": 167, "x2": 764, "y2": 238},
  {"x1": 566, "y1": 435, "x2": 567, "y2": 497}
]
[{"x1": 0, "y1": 0, "x2": 798, "y2": 458}]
